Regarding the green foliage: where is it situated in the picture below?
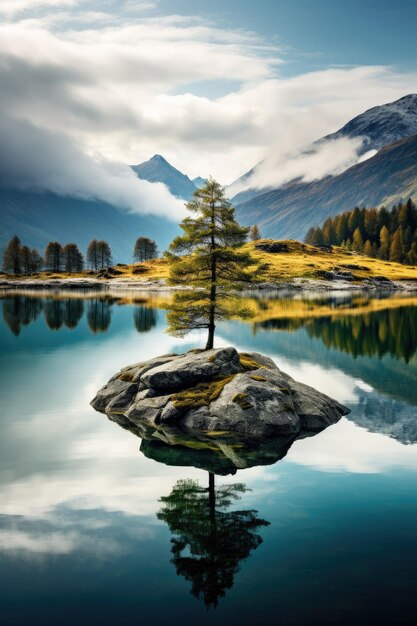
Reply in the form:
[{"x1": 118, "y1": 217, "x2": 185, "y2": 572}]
[
  {"x1": 165, "y1": 178, "x2": 260, "y2": 348},
  {"x1": 305, "y1": 199, "x2": 417, "y2": 265}
]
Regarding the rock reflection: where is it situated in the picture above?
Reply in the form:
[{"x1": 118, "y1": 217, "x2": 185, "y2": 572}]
[{"x1": 157, "y1": 474, "x2": 269, "y2": 608}]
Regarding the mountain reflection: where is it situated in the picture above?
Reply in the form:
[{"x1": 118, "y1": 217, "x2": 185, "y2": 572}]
[{"x1": 157, "y1": 474, "x2": 269, "y2": 608}]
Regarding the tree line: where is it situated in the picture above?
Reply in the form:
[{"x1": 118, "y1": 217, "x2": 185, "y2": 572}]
[
  {"x1": 305, "y1": 199, "x2": 417, "y2": 264},
  {"x1": 2, "y1": 235, "x2": 160, "y2": 275}
]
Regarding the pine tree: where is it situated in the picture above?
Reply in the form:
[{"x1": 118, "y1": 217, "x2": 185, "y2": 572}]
[
  {"x1": 44, "y1": 242, "x2": 63, "y2": 272},
  {"x1": 389, "y1": 228, "x2": 404, "y2": 263},
  {"x1": 165, "y1": 178, "x2": 260, "y2": 350},
  {"x1": 406, "y1": 242, "x2": 417, "y2": 265},
  {"x1": 378, "y1": 225, "x2": 390, "y2": 260},
  {"x1": 363, "y1": 239, "x2": 373, "y2": 257},
  {"x1": 352, "y1": 227, "x2": 364, "y2": 252},
  {"x1": 2, "y1": 236, "x2": 22, "y2": 274},
  {"x1": 249, "y1": 224, "x2": 261, "y2": 241}
]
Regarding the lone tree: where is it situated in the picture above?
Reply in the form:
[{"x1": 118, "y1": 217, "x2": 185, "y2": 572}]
[
  {"x1": 3, "y1": 236, "x2": 22, "y2": 275},
  {"x1": 249, "y1": 224, "x2": 261, "y2": 241},
  {"x1": 133, "y1": 237, "x2": 158, "y2": 262},
  {"x1": 165, "y1": 178, "x2": 260, "y2": 349}
]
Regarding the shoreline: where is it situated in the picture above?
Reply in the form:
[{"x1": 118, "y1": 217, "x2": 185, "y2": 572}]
[{"x1": 2, "y1": 275, "x2": 417, "y2": 293}]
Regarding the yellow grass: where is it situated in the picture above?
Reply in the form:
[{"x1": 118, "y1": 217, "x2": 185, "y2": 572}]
[{"x1": 5, "y1": 239, "x2": 417, "y2": 284}]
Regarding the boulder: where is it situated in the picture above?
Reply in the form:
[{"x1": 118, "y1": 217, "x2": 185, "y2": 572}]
[
  {"x1": 141, "y1": 347, "x2": 242, "y2": 391},
  {"x1": 90, "y1": 347, "x2": 349, "y2": 439}
]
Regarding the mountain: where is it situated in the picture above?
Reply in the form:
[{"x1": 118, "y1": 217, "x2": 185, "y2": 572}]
[
  {"x1": 192, "y1": 176, "x2": 206, "y2": 188},
  {"x1": 132, "y1": 154, "x2": 197, "y2": 200},
  {"x1": 0, "y1": 187, "x2": 179, "y2": 264},
  {"x1": 232, "y1": 94, "x2": 417, "y2": 205},
  {"x1": 234, "y1": 133, "x2": 417, "y2": 241},
  {"x1": 323, "y1": 93, "x2": 417, "y2": 151}
]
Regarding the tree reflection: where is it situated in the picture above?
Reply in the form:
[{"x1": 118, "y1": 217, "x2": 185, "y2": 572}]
[
  {"x1": 62, "y1": 299, "x2": 84, "y2": 329},
  {"x1": 257, "y1": 305, "x2": 417, "y2": 362},
  {"x1": 87, "y1": 299, "x2": 112, "y2": 333},
  {"x1": 133, "y1": 305, "x2": 156, "y2": 332},
  {"x1": 305, "y1": 306, "x2": 417, "y2": 362},
  {"x1": 2, "y1": 296, "x2": 43, "y2": 335},
  {"x1": 157, "y1": 473, "x2": 269, "y2": 608},
  {"x1": 44, "y1": 299, "x2": 65, "y2": 330}
]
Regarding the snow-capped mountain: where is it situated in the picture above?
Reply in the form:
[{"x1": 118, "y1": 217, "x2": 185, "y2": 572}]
[
  {"x1": 324, "y1": 93, "x2": 417, "y2": 151},
  {"x1": 231, "y1": 94, "x2": 417, "y2": 203}
]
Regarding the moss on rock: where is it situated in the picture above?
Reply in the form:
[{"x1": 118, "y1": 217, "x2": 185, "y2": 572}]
[{"x1": 171, "y1": 374, "x2": 236, "y2": 409}]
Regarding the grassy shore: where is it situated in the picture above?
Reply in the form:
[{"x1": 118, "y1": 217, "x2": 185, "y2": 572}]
[{"x1": 3, "y1": 240, "x2": 417, "y2": 284}]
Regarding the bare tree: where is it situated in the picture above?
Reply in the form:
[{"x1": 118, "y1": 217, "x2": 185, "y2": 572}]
[
  {"x1": 63, "y1": 243, "x2": 84, "y2": 273},
  {"x1": 2, "y1": 236, "x2": 22, "y2": 274},
  {"x1": 133, "y1": 237, "x2": 158, "y2": 262},
  {"x1": 44, "y1": 242, "x2": 63, "y2": 272}
]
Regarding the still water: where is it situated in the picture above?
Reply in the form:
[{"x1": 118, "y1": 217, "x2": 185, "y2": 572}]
[{"x1": 1, "y1": 290, "x2": 417, "y2": 625}]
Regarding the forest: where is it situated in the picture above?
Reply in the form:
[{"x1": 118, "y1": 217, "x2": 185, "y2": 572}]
[{"x1": 305, "y1": 199, "x2": 417, "y2": 265}]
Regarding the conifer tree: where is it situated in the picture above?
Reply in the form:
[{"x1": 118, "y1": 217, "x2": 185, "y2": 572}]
[
  {"x1": 390, "y1": 228, "x2": 404, "y2": 263},
  {"x1": 378, "y1": 225, "x2": 390, "y2": 260},
  {"x1": 2, "y1": 236, "x2": 22, "y2": 274},
  {"x1": 352, "y1": 227, "x2": 364, "y2": 252},
  {"x1": 165, "y1": 178, "x2": 260, "y2": 349},
  {"x1": 363, "y1": 239, "x2": 373, "y2": 257},
  {"x1": 249, "y1": 224, "x2": 261, "y2": 241}
]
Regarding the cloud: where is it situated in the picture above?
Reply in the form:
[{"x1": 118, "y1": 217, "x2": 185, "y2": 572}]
[
  {"x1": 0, "y1": 116, "x2": 186, "y2": 219},
  {"x1": 0, "y1": 3, "x2": 417, "y2": 196},
  {"x1": 228, "y1": 135, "x2": 367, "y2": 194}
]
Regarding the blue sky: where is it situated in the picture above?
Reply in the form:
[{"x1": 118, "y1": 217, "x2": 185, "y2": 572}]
[
  {"x1": 158, "y1": 0, "x2": 417, "y2": 74},
  {"x1": 0, "y1": 0, "x2": 416, "y2": 215}
]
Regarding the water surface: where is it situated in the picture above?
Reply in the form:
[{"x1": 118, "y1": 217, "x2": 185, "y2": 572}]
[{"x1": 1, "y1": 290, "x2": 417, "y2": 625}]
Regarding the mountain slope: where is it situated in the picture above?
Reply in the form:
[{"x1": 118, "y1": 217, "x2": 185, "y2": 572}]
[
  {"x1": 235, "y1": 134, "x2": 417, "y2": 240},
  {"x1": 0, "y1": 188, "x2": 180, "y2": 263},
  {"x1": 231, "y1": 94, "x2": 417, "y2": 205},
  {"x1": 132, "y1": 154, "x2": 197, "y2": 200}
]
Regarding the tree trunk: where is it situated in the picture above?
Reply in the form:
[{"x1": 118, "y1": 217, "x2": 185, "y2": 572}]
[
  {"x1": 205, "y1": 196, "x2": 217, "y2": 350},
  {"x1": 205, "y1": 318, "x2": 215, "y2": 350}
]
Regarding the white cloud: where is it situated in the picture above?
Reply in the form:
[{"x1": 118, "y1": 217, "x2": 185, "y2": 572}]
[
  {"x1": 228, "y1": 135, "x2": 366, "y2": 194},
  {"x1": 0, "y1": 3, "x2": 416, "y2": 201}
]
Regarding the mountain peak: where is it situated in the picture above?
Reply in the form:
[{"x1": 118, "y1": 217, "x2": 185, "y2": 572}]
[{"x1": 131, "y1": 154, "x2": 197, "y2": 200}]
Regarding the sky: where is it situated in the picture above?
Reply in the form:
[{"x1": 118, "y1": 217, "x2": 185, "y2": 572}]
[{"x1": 1, "y1": 0, "x2": 417, "y2": 218}]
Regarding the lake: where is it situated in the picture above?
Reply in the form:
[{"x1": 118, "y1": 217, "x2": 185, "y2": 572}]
[{"x1": 1, "y1": 289, "x2": 417, "y2": 625}]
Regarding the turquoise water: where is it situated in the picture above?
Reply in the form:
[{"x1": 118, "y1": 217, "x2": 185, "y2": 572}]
[{"x1": 1, "y1": 292, "x2": 417, "y2": 625}]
